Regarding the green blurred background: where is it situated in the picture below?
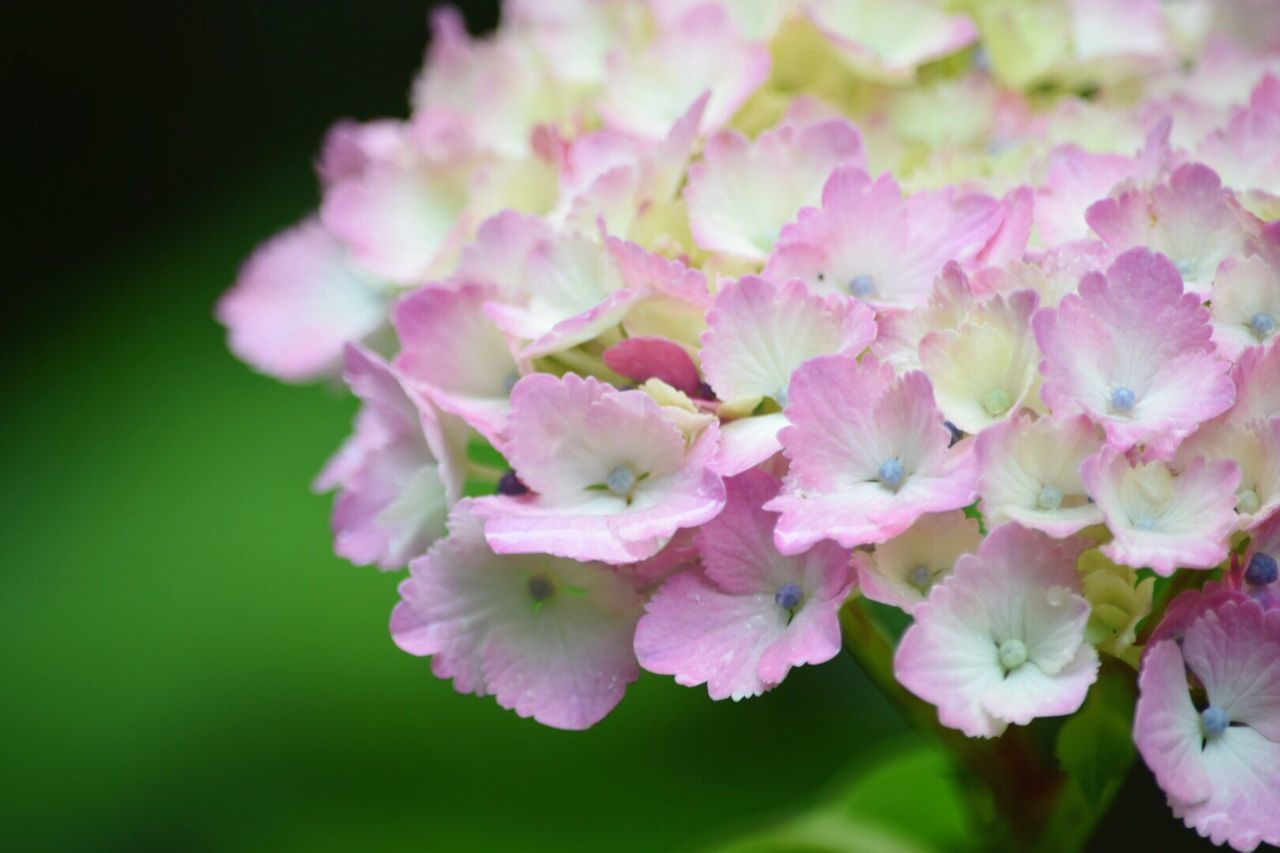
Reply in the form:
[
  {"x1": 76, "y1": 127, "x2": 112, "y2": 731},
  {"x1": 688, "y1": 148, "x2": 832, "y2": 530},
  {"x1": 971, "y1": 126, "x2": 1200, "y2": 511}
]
[{"x1": 0, "y1": 3, "x2": 1209, "y2": 850}]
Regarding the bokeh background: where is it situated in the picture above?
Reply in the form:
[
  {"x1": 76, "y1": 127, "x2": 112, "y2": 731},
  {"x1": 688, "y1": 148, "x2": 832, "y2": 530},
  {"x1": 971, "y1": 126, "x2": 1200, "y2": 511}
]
[{"x1": 0, "y1": 3, "x2": 1211, "y2": 850}]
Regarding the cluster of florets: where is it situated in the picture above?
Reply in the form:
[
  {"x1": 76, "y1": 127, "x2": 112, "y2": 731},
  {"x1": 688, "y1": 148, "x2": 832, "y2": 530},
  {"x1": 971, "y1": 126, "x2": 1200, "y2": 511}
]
[{"x1": 219, "y1": 2, "x2": 1280, "y2": 849}]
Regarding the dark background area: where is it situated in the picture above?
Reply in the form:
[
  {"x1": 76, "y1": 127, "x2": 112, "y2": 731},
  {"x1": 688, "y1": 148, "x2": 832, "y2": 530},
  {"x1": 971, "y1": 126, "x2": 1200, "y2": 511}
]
[
  {"x1": 0, "y1": 2, "x2": 1212, "y2": 850},
  {"x1": 2, "y1": 1, "x2": 499, "y2": 333}
]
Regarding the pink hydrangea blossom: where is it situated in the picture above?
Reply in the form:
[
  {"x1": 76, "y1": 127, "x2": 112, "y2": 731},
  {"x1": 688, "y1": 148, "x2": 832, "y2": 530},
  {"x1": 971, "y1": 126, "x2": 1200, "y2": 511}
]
[
  {"x1": 1210, "y1": 255, "x2": 1280, "y2": 359},
  {"x1": 766, "y1": 167, "x2": 1005, "y2": 309},
  {"x1": 320, "y1": 143, "x2": 471, "y2": 287},
  {"x1": 857, "y1": 510, "x2": 982, "y2": 611},
  {"x1": 766, "y1": 355, "x2": 977, "y2": 554},
  {"x1": 871, "y1": 261, "x2": 975, "y2": 372},
  {"x1": 1081, "y1": 448, "x2": 1241, "y2": 575},
  {"x1": 315, "y1": 344, "x2": 467, "y2": 570},
  {"x1": 1195, "y1": 74, "x2": 1280, "y2": 213},
  {"x1": 1034, "y1": 247, "x2": 1236, "y2": 457},
  {"x1": 1227, "y1": 341, "x2": 1280, "y2": 429},
  {"x1": 217, "y1": 219, "x2": 387, "y2": 383},
  {"x1": 634, "y1": 469, "x2": 855, "y2": 700},
  {"x1": 1135, "y1": 597, "x2": 1280, "y2": 851},
  {"x1": 1033, "y1": 118, "x2": 1170, "y2": 246},
  {"x1": 701, "y1": 276, "x2": 877, "y2": 476},
  {"x1": 410, "y1": 8, "x2": 562, "y2": 159},
  {"x1": 394, "y1": 283, "x2": 523, "y2": 446},
  {"x1": 471, "y1": 373, "x2": 725, "y2": 564},
  {"x1": 1176, "y1": 409, "x2": 1280, "y2": 530},
  {"x1": 895, "y1": 523, "x2": 1099, "y2": 738},
  {"x1": 975, "y1": 413, "x2": 1104, "y2": 538},
  {"x1": 918, "y1": 288, "x2": 1041, "y2": 434},
  {"x1": 1086, "y1": 164, "x2": 1254, "y2": 298},
  {"x1": 600, "y1": 4, "x2": 770, "y2": 140},
  {"x1": 391, "y1": 504, "x2": 644, "y2": 730},
  {"x1": 685, "y1": 118, "x2": 865, "y2": 261}
]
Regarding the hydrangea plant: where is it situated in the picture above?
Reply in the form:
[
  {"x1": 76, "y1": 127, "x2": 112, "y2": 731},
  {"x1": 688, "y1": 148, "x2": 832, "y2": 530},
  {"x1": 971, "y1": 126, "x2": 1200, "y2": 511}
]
[{"x1": 219, "y1": 1, "x2": 1280, "y2": 849}]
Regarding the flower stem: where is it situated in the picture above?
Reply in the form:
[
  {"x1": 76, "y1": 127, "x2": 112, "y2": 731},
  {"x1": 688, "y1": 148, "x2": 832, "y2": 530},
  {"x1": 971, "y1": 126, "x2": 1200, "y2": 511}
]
[
  {"x1": 465, "y1": 460, "x2": 506, "y2": 484},
  {"x1": 839, "y1": 598, "x2": 1066, "y2": 850}
]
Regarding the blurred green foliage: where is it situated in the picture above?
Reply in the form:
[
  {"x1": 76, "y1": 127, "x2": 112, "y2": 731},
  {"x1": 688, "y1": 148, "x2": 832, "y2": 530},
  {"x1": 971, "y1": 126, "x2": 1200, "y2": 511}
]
[{"x1": 0, "y1": 169, "x2": 910, "y2": 851}]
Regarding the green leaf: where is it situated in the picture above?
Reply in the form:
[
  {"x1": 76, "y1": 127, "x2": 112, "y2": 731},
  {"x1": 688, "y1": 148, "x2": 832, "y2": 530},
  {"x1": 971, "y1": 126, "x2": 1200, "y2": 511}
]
[
  {"x1": 1055, "y1": 669, "x2": 1136, "y2": 812},
  {"x1": 714, "y1": 742, "x2": 977, "y2": 853}
]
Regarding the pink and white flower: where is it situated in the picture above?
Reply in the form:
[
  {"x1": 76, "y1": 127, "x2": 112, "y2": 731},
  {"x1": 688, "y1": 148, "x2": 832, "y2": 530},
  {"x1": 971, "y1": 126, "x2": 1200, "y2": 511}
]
[
  {"x1": 895, "y1": 523, "x2": 1099, "y2": 738},
  {"x1": 391, "y1": 504, "x2": 644, "y2": 730},
  {"x1": 857, "y1": 510, "x2": 982, "y2": 612},
  {"x1": 1135, "y1": 597, "x2": 1280, "y2": 851},
  {"x1": 471, "y1": 373, "x2": 725, "y2": 564},
  {"x1": 766, "y1": 167, "x2": 1004, "y2": 309},
  {"x1": 975, "y1": 413, "x2": 1104, "y2": 538},
  {"x1": 701, "y1": 276, "x2": 877, "y2": 475},
  {"x1": 316, "y1": 344, "x2": 467, "y2": 570},
  {"x1": 600, "y1": 4, "x2": 770, "y2": 140},
  {"x1": 1081, "y1": 448, "x2": 1241, "y2": 575},
  {"x1": 634, "y1": 469, "x2": 855, "y2": 700},
  {"x1": 394, "y1": 283, "x2": 523, "y2": 446},
  {"x1": 218, "y1": 219, "x2": 387, "y2": 383},
  {"x1": 766, "y1": 355, "x2": 977, "y2": 554},
  {"x1": 685, "y1": 118, "x2": 865, "y2": 262},
  {"x1": 1086, "y1": 164, "x2": 1254, "y2": 299},
  {"x1": 918, "y1": 289, "x2": 1041, "y2": 433},
  {"x1": 1209, "y1": 255, "x2": 1280, "y2": 359},
  {"x1": 1034, "y1": 247, "x2": 1236, "y2": 457}
]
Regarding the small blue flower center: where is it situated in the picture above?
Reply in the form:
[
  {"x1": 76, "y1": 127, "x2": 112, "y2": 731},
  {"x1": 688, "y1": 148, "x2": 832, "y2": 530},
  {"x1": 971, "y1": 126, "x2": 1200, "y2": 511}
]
[
  {"x1": 1246, "y1": 551, "x2": 1278, "y2": 586},
  {"x1": 775, "y1": 582, "x2": 805, "y2": 610},
  {"x1": 878, "y1": 457, "x2": 906, "y2": 489},
  {"x1": 1133, "y1": 517, "x2": 1158, "y2": 531},
  {"x1": 908, "y1": 565, "x2": 932, "y2": 591},
  {"x1": 773, "y1": 387, "x2": 789, "y2": 407},
  {"x1": 605, "y1": 465, "x2": 638, "y2": 497},
  {"x1": 1110, "y1": 387, "x2": 1137, "y2": 414},
  {"x1": 1249, "y1": 312, "x2": 1276, "y2": 339},
  {"x1": 849, "y1": 274, "x2": 877, "y2": 298},
  {"x1": 1201, "y1": 705, "x2": 1230, "y2": 738},
  {"x1": 498, "y1": 471, "x2": 529, "y2": 496},
  {"x1": 1238, "y1": 488, "x2": 1261, "y2": 515},
  {"x1": 1175, "y1": 259, "x2": 1194, "y2": 278},
  {"x1": 1037, "y1": 484, "x2": 1064, "y2": 511},
  {"x1": 527, "y1": 574, "x2": 555, "y2": 602},
  {"x1": 998, "y1": 638, "x2": 1028, "y2": 671}
]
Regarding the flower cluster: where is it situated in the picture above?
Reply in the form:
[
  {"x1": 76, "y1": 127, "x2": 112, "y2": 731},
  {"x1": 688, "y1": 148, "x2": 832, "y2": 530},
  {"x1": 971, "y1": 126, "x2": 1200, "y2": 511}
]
[{"x1": 220, "y1": 2, "x2": 1280, "y2": 848}]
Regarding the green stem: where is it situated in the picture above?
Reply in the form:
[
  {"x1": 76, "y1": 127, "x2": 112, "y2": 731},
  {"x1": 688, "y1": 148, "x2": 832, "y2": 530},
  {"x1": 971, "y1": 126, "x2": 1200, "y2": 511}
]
[
  {"x1": 465, "y1": 460, "x2": 506, "y2": 484},
  {"x1": 840, "y1": 598, "x2": 1066, "y2": 851}
]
